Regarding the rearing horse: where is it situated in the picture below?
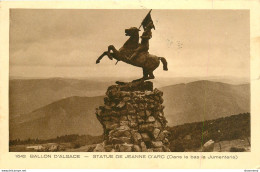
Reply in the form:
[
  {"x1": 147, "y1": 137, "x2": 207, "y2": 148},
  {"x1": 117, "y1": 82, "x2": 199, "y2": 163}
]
[{"x1": 96, "y1": 27, "x2": 168, "y2": 80}]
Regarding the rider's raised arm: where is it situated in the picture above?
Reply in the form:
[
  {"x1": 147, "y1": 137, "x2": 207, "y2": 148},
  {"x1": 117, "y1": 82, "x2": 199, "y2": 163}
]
[
  {"x1": 141, "y1": 30, "x2": 152, "y2": 39},
  {"x1": 141, "y1": 35, "x2": 151, "y2": 39}
]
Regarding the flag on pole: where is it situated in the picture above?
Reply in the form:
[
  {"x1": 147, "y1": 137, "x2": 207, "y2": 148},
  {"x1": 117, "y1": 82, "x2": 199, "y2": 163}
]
[{"x1": 139, "y1": 9, "x2": 155, "y2": 30}]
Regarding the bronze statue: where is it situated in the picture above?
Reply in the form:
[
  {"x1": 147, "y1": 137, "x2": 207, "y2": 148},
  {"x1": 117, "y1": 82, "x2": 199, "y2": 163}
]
[{"x1": 96, "y1": 10, "x2": 168, "y2": 80}]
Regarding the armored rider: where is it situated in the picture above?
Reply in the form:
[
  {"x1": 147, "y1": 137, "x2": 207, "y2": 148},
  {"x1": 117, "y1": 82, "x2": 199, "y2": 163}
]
[{"x1": 130, "y1": 21, "x2": 155, "y2": 61}]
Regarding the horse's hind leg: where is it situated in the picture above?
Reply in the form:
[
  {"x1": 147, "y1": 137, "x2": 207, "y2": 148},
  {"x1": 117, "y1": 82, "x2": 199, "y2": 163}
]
[
  {"x1": 134, "y1": 69, "x2": 154, "y2": 81},
  {"x1": 148, "y1": 71, "x2": 155, "y2": 80},
  {"x1": 143, "y1": 68, "x2": 149, "y2": 79},
  {"x1": 132, "y1": 68, "x2": 148, "y2": 82}
]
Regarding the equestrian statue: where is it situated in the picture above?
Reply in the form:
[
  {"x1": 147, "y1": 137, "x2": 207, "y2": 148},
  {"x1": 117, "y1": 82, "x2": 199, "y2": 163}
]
[{"x1": 96, "y1": 10, "x2": 168, "y2": 81}]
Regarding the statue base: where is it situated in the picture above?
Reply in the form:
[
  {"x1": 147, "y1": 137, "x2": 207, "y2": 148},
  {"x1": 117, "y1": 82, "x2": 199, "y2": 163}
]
[{"x1": 94, "y1": 81, "x2": 170, "y2": 152}]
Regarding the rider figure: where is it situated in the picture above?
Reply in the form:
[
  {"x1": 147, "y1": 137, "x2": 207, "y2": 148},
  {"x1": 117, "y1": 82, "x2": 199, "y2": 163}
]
[{"x1": 130, "y1": 21, "x2": 155, "y2": 61}]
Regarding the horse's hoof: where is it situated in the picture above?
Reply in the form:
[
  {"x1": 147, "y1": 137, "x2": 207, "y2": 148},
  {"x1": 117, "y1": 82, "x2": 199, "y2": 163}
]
[{"x1": 96, "y1": 60, "x2": 100, "y2": 64}]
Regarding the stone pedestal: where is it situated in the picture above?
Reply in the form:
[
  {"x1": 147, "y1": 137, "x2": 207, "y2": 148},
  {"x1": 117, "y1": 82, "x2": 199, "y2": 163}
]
[{"x1": 95, "y1": 81, "x2": 170, "y2": 152}]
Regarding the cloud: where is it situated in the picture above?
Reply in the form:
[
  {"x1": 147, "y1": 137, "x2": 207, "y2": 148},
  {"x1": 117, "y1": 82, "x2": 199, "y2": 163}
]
[{"x1": 10, "y1": 9, "x2": 250, "y2": 78}]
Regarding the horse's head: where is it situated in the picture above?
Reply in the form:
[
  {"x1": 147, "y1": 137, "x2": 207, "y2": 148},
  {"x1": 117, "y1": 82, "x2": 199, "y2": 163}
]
[
  {"x1": 123, "y1": 27, "x2": 140, "y2": 49},
  {"x1": 125, "y1": 27, "x2": 140, "y2": 36}
]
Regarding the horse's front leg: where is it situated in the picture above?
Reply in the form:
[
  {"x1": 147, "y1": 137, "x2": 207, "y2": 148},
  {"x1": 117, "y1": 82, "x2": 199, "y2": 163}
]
[
  {"x1": 96, "y1": 51, "x2": 113, "y2": 64},
  {"x1": 108, "y1": 45, "x2": 120, "y2": 58},
  {"x1": 107, "y1": 45, "x2": 114, "y2": 54}
]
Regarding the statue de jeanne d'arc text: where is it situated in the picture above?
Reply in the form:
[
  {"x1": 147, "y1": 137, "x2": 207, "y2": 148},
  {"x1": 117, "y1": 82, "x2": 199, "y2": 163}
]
[{"x1": 96, "y1": 10, "x2": 168, "y2": 81}]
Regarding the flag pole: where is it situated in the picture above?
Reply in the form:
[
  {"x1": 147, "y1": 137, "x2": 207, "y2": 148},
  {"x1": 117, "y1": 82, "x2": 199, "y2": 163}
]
[{"x1": 138, "y1": 9, "x2": 152, "y2": 29}]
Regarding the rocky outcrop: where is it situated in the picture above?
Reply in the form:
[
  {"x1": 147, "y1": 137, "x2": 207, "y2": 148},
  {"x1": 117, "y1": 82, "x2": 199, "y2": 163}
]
[
  {"x1": 202, "y1": 140, "x2": 214, "y2": 152},
  {"x1": 95, "y1": 81, "x2": 170, "y2": 152}
]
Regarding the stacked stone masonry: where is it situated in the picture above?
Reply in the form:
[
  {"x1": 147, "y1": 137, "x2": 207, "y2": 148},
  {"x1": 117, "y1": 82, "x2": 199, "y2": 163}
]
[{"x1": 95, "y1": 81, "x2": 171, "y2": 152}]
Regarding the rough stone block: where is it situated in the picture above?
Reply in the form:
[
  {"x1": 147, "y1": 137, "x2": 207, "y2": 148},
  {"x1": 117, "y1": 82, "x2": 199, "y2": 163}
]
[
  {"x1": 117, "y1": 101, "x2": 126, "y2": 108},
  {"x1": 133, "y1": 145, "x2": 141, "y2": 152},
  {"x1": 141, "y1": 133, "x2": 151, "y2": 142},
  {"x1": 120, "y1": 120, "x2": 129, "y2": 126},
  {"x1": 93, "y1": 143, "x2": 105, "y2": 152},
  {"x1": 104, "y1": 145, "x2": 114, "y2": 152},
  {"x1": 139, "y1": 123, "x2": 154, "y2": 132},
  {"x1": 120, "y1": 115, "x2": 128, "y2": 121},
  {"x1": 111, "y1": 138, "x2": 125, "y2": 144},
  {"x1": 147, "y1": 116, "x2": 156, "y2": 122},
  {"x1": 103, "y1": 121, "x2": 119, "y2": 130},
  {"x1": 118, "y1": 125, "x2": 130, "y2": 131},
  {"x1": 123, "y1": 97, "x2": 131, "y2": 102},
  {"x1": 153, "y1": 147, "x2": 163, "y2": 152},
  {"x1": 132, "y1": 131, "x2": 142, "y2": 143},
  {"x1": 138, "y1": 111, "x2": 145, "y2": 117},
  {"x1": 140, "y1": 142, "x2": 147, "y2": 152},
  {"x1": 147, "y1": 149, "x2": 154, "y2": 152},
  {"x1": 153, "y1": 128, "x2": 161, "y2": 139},
  {"x1": 152, "y1": 141, "x2": 163, "y2": 148},
  {"x1": 145, "y1": 110, "x2": 152, "y2": 116},
  {"x1": 119, "y1": 144, "x2": 133, "y2": 152}
]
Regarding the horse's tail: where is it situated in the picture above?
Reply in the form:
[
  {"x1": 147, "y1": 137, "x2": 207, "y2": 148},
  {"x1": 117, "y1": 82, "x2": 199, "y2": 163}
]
[{"x1": 159, "y1": 57, "x2": 168, "y2": 71}]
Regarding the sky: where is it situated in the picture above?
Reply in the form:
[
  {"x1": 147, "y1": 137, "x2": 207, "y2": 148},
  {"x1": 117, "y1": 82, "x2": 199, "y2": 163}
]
[{"x1": 9, "y1": 9, "x2": 250, "y2": 79}]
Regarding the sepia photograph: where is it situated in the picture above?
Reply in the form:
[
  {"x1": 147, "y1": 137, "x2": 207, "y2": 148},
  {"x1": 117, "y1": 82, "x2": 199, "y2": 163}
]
[{"x1": 9, "y1": 9, "x2": 250, "y2": 153}]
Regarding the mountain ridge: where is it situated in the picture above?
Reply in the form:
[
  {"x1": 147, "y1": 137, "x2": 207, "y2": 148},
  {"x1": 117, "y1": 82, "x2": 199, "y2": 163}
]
[
  {"x1": 10, "y1": 96, "x2": 104, "y2": 140},
  {"x1": 160, "y1": 80, "x2": 249, "y2": 126},
  {"x1": 10, "y1": 80, "x2": 250, "y2": 140}
]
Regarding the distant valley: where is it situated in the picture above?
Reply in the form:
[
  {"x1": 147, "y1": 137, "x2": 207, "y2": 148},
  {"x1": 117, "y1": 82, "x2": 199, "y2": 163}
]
[{"x1": 9, "y1": 78, "x2": 250, "y2": 140}]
